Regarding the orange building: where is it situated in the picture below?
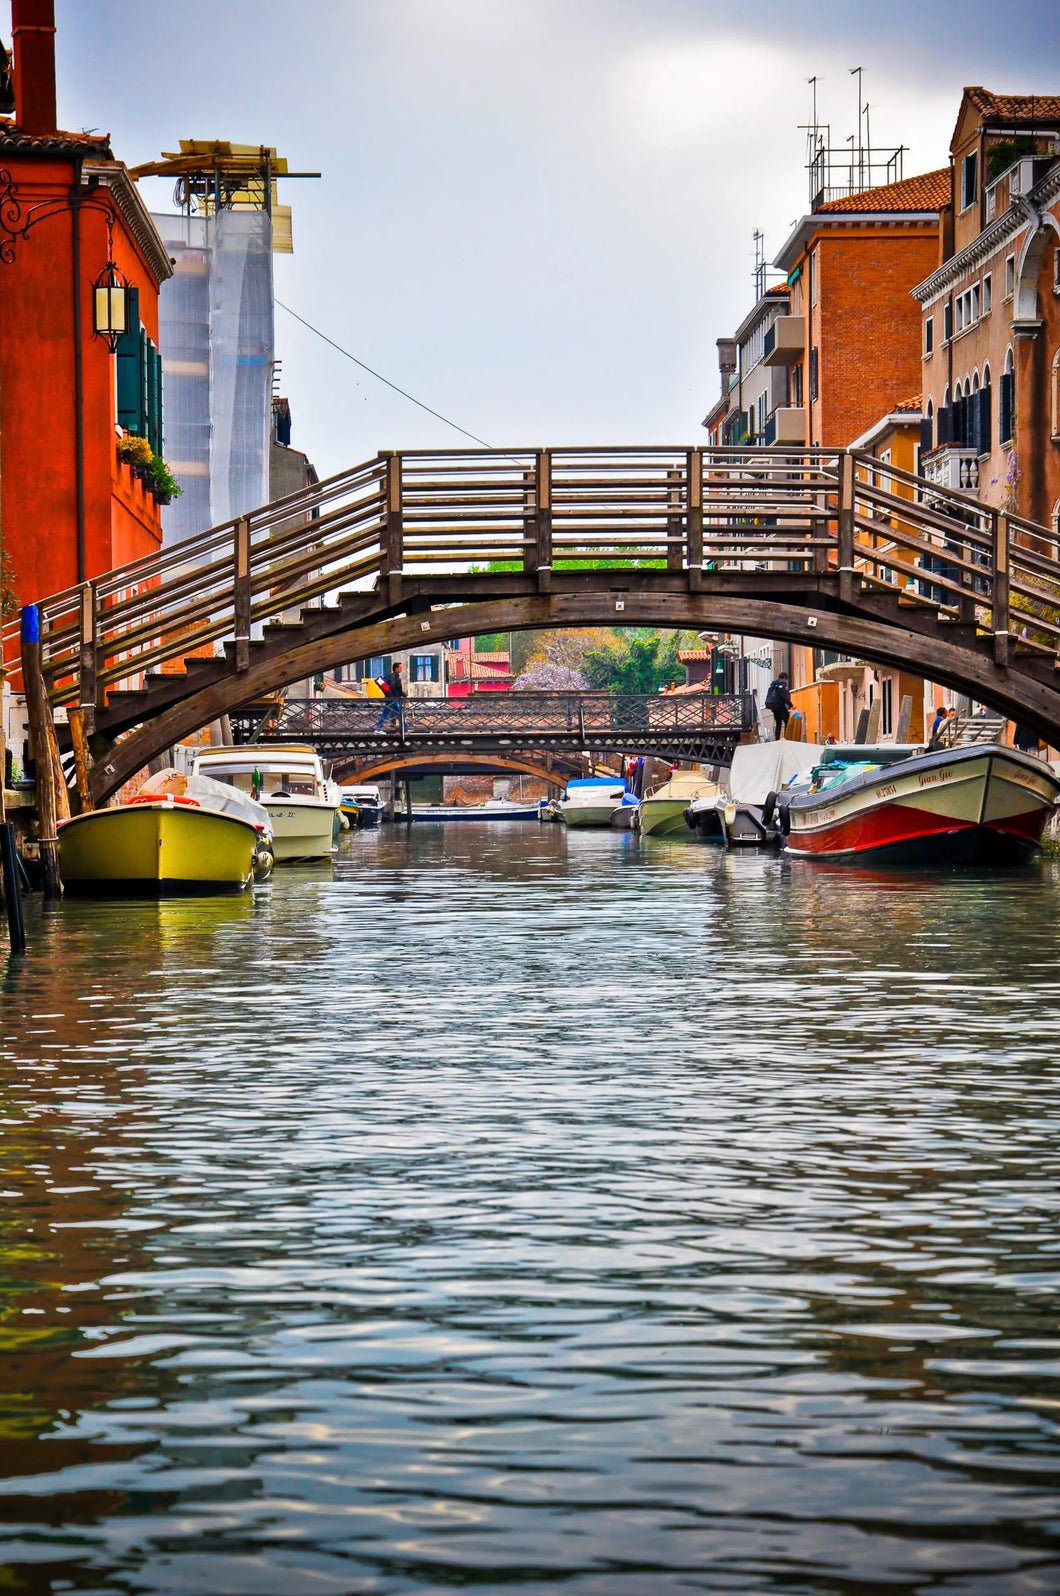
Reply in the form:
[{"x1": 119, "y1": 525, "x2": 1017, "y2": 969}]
[
  {"x1": 0, "y1": 0, "x2": 172, "y2": 612},
  {"x1": 772, "y1": 170, "x2": 948, "y2": 446},
  {"x1": 914, "y1": 88, "x2": 1060, "y2": 530}
]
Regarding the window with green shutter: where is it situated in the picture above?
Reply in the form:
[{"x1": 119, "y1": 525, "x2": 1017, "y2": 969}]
[{"x1": 115, "y1": 287, "x2": 141, "y2": 433}]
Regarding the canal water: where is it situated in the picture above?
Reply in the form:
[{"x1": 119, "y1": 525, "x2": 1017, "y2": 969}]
[{"x1": 2, "y1": 825, "x2": 1060, "y2": 1595}]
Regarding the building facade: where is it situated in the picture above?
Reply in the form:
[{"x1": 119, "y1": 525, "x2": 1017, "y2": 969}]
[
  {"x1": 0, "y1": 0, "x2": 172, "y2": 608},
  {"x1": 914, "y1": 89, "x2": 1060, "y2": 529}
]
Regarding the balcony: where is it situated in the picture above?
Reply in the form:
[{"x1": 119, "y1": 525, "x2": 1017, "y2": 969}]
[
  {"x1": 762, "y1": 315, "x2": 806, "y2": 366},
  {"x1": 921, "y1": 447, "x2": 980, "y2": 493},
  {"x1": 763, "y1": 407, "x2": 806, "y2": 447}
]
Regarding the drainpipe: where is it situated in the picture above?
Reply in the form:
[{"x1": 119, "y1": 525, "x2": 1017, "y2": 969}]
[{"x1": 71, "y1": 156, "x2": 85, "y2": 584}]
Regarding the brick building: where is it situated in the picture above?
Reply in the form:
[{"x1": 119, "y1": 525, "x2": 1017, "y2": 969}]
[{"x1": 773, "y1": 170, "x2": 948, "y2": 447}]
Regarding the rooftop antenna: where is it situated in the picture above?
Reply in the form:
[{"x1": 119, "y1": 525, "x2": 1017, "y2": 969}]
[
  {"x1": 850, "y1": 66, "x2": 865, "y2": 190},
  {"x1": 753, "y1": 228, "x2": 768, "y2": 299}
]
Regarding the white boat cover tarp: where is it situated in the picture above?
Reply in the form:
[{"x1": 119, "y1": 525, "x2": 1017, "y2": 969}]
[
  {"x1": 728, "y1": 742, "x2": 824, "y2": 805},
  {"x1": 139, "y1": 768, "x2": 272, "y2": 836}
]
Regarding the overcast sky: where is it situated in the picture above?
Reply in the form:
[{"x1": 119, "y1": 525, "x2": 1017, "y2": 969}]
[{"x1": 55, "y1": 0, "x2": 1059, "y2": 478}]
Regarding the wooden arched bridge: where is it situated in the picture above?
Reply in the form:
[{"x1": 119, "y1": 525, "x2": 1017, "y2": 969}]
[{"x1": 5, "y1": 444, "x2": 1060, "y2": 804}]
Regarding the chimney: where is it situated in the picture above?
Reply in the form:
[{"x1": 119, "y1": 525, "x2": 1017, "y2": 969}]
[{"x1": 12, "y1": 0, "x2": 57, "y2": 136}]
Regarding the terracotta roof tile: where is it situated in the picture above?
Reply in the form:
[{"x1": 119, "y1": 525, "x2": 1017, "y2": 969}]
[
  {"x1": 765, "y1": 283, "x2": 790, "y2": 297},
  {"x1": 677, "y1": 649, "x2": 713, "y2": 661},
  {"x1": 0, "y1": 122, "x2": 112, "y2": 157},
  {"x1": 893, "y1": 395, "x2": 923, "y2": 412},
  {"x1": 965, "y1": 88, "x2": 1060, "y2": 125},
  {"x1": 816, "y1": 168, "x2": 950, "y2": 215}
]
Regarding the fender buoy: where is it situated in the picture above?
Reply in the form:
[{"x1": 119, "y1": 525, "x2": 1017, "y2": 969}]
[
  {"x1": 776, "y1": 795, "x2": 792, "y2": 835},
  {"x1": 761, "y1": 791, "x2": 778, "y2": 826}
]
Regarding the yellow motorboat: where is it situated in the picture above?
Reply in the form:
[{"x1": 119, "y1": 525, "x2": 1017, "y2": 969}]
[{"x1": 59, "y1": 774, "x2": 268, "y2": 896}]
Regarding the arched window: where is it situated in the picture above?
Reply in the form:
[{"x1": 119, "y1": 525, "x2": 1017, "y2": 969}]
[
  {"x1": 977, "y1": 365, "x2": 992, "y2": 459},
  {"x1": 920, "y1": 398, "x2": 934, "y2": 456},
  {"x1": 1000, "y1": 348, "x2": 1015, "y2": 444}
]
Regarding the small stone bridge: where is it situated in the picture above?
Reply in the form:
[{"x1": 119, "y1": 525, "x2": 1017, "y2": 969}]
[{"x1": 5, "y1": 444, "x2": 1060, "y2": 804}]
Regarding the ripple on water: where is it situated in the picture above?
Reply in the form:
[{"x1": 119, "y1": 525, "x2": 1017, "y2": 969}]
[{"x1": 1, "y1": 826, "x2": 1059, "y2": 1593}]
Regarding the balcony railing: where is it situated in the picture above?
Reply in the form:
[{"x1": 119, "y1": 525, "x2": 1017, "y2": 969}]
[{"x1": 921, "y1": 447, "x2": 980, "y2": 493}]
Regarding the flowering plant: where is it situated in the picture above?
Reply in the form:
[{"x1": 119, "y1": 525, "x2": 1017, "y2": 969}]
[
  {"x1": 117, "y1": 433, "x2": 153, "y2": 468},
  {"x1": 116, "y1": 432, "x2": 182, "y2": 503}
]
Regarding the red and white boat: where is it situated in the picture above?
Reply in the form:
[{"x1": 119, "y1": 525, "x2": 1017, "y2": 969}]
[{"x1": 784, "y1": 743, "x2": 1060, "y2": 866}]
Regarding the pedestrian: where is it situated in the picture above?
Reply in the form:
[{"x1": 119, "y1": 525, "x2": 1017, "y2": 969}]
[
  {"x1": 1013, "y1": 722, "x2": 1041, "y2": 755},
  {"x1": 376, "y1": 661, "x2": 406, "y2": 729},
  {"x1": 764, "y1": 674, "x2": 792, "y2": 740},
  {"x1": 927, "y1": 704, "x2": 952, "y2": 749}
]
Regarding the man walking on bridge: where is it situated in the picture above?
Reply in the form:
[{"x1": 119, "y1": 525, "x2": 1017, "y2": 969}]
[
  {"x1": 765, "y1": 674, "x2": 792, "y2": 740},
  {"x1": 376, "y1": 661, "x2": 407, "y2": 731}
]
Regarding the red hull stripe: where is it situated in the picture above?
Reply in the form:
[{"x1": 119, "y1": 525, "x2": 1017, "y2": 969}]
[{"x1": 787, "y1": 799, "x2": 1046, "y2": 857}]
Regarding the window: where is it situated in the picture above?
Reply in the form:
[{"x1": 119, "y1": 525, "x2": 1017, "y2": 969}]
[
  {"x1": 924, "y1": 316, "x2": 934, "y2": 356},
  {"x1": 982, "y1": 273, "x2": 992, "y2": 315},
  {"x1": 999, "y1": 350, "x2": 1015, "y2": 444},
  {"x1": 410, "y1": 653, "x2": 440, "y2": 683},
  {"x1": 985, "y1": 184, "x2": 997, "y2": 222},
  {"x1": 1052, "y1": 351, "x2": 1060, "y2": 440},
  {"x1": 943, "y1": 301, "x2": 953, "y2": 342},
  {"x1": 881, "y1": 678, "x2": 893, "y2": 737},
  {"x1": 954, "y1": 286, "x2": 980, "y2": 333},
  {"x1": 1005, "y1": 254, "x2": 1015, "y2": 297},
  {"x1": 791, "y1": 362, "x2": 803, "y2": 406},
  {"x1": 353, "y1": 655, "x2": 392, "y2": 679},
  {"x1": 920, "y1": 399, "x2": 933, "y2": 455},
  {"x1": 115, "y1": 287, "x2": 164, "y2": 456},
  {"x1": 809, "y1": 346, "x2": 819, "y2": 402},
  {"x1": 961, "y1": 152, "x2": 978, "y2": 210}
]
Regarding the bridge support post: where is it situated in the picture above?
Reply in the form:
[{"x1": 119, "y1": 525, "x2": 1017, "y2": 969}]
[
  {"x1": 534, "y1": 451, "x2": 552, "y2": 593},
  {"x1": 992, "y1": 510, "x2": 1010, "y2": 666},
  {"x1": 667, "y1": 468, "x2": 682, "y2": 572},
  {"x1": 686, "y1": 449, "x2": 703, "y2": 592},
  {"x1": 234, "y1": 517, "x2": 252, "y2": 672},
  {"x1": 78, "y1": 581, "x2": 98, "y2": 728},
  {"x1": 837, "y1": 452, "x2": 855, "y2": 605},
  {"x1": 382, "y1": 453, "x2": 403, "y2": 606}
]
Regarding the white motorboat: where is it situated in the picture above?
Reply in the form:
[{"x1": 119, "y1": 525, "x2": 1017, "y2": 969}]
[
  {"x1": 191, "y1": 744, "x2": 341, "y2": 862},
  {"x1": 340, "y1": 784, "x2": 384, "y2": 827},
  {"x1": 686, "y1": 741, "x2": 823, "y2": 845},
  {"x1": 558, "y1": 776, "x2": 629, "y2": 827},
  {"x1": 640, "y1": 767, "x2": 725, "y2": 838}
]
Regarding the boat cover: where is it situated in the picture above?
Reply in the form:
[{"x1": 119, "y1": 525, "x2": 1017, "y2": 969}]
[
  {"x1": 728, "y1": 742, "x2": 824, "y2": 805},
  {"x1": 139, "y1": 768, "x2": 272, "y2": 835},
  {"x1": 566, "y1": 777, "x2": 628, "y2": 790}
]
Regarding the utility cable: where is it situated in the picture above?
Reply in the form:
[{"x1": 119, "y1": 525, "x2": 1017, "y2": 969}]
[{"x1": 275, "y1": 299, "x2": 492, "y2": 449}]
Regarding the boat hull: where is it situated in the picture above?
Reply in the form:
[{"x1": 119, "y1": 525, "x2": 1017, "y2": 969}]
[
  {"x1": 640, "y1": 798, "x2": 697, "y2": 837},
  {"x1": 559, "y1": 803, "x2": 620, "y2": 827},
  {"x1": 264, "y1": 797, "x2": 337, "y2": 861},
  {"x1": 785, "y1": 746, "x2": 1060, "y2": 865},
  {"x1": 59, "y1": 804, "x2": 257, "y2": 895}
]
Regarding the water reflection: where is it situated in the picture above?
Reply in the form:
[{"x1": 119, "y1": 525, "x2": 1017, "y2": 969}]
[{"x1": 1, "y1": 826, "x2": 1059, "y2": 1593}]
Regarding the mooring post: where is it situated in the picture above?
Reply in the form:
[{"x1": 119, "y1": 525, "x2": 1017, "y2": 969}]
[
  {"x1": 837, "y1": 451, "x2": 855, "y2": 604},
  {"x1": 383, "y1": 453, "x2": 403, "y2": 606},
  {"x1": 0, "y1": 821, "x2": 26, "y2": 954},
  {"x1": 68, "y1": 708, "x2": 93, "y2": 812},
  {"x1": 992, "y1": 510, "x2": 1010, "y2": 666},
  {"x1": 20, "y1": 605, "x2": 62, "y2": 899},
  {"x1": 78, "y1": 581, "x2": 99, "y2": 722},
  {"x1": 234, "y1": 516, "x2": 252, "y2": 671},
  {"x1": 535, "y1": 451, "x2": 552, "y2": 593},
  {"x1": 686, "y1": 449, "x2": 703, "y2": 592}
]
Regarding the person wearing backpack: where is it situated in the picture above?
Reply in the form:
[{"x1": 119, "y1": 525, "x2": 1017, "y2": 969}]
[
  {"x1": 765, "y1": 674, "x2": 792, "y2": 740},
  {"x1": 376, "y1": 661, "x2": 406, "y2": 730}
]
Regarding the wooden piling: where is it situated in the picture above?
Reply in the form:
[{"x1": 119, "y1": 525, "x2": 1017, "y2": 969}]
[
  {"x1": 68, "y1": 707, "x2": 94, "y2": 812},
  {"x1": 895, "y1": 694, "x2": 913, "y2": 744},
  {"x1": 0, "y1": 821, "x2": 26, "y2": 954},
  {"x1": 20, "y1": 605, "x2": 62, "y2": 898}
]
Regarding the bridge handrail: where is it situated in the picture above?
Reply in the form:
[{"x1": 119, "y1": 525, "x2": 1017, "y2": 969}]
[{"x1": 4, "y1": 445, "x2": 1058, "y2": 725}]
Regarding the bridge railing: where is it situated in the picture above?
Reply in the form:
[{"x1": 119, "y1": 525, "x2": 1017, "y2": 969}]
[
  {"x1": 266, "y1": 691, "x2": 757, "y2": 742},
  {"x1": 7, "y1": 444, "x2": 1060, "y2": 717}
]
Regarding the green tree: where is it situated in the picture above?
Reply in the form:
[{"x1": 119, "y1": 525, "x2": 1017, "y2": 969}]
[{"x1": 583, "y1": 629, "x2": 686, "y2": 694}]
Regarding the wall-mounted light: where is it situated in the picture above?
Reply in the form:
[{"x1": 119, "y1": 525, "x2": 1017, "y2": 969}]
[{"x1": 92, "y1": 260, "x2": 130, "y2": 352}]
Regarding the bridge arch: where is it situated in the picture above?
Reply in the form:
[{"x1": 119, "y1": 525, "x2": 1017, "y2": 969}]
[
  {"x1": 91, "y1": 589, "x2": 1060, "y2": 803},
  {"x1": 334, "y1": 751, "x2": 571, "y2": 789}
]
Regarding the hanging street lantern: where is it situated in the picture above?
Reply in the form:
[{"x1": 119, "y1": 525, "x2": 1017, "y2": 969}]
[{"x1": 92, "y1": 259, "x2": 130, "y2": 352}]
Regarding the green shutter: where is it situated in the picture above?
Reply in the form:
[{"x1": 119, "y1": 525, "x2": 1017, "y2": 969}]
[
  {"x1": 115, "y1": 287, "x2": 141, "y2": 432},
  {"x1": 145, "y1": 341, "x2": 160, "y2": 455}
]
